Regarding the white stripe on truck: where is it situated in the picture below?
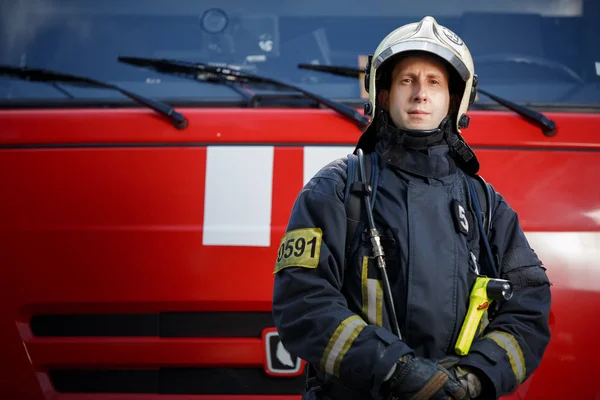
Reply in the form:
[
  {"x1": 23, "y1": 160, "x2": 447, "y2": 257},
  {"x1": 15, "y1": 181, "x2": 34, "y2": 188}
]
[
  {"x1": 203, "y1": 146, "x2": 274, "y2": 247},
  {"x1": 303, "y1": 146, "x2": 354, "y2": 186}
]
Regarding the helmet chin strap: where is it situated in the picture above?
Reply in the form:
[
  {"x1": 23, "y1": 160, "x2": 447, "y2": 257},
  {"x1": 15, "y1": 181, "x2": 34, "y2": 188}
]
[
  {"x1": 438, "y1": 115, "x2": 481, "y2": 176},
  {"x1": 445, "y1": 130, "x2": 480, "y2": 175}
]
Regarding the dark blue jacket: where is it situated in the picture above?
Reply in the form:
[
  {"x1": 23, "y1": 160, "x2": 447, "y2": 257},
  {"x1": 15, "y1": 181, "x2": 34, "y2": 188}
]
[{"x1": 272, "y1": 140, "x2": 551, "y2": 399}]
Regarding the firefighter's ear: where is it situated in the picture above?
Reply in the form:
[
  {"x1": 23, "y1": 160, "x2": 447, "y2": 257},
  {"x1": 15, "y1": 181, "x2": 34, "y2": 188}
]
[{"x1": 377, "y1": 90, "x2": 390, "y2": 111}]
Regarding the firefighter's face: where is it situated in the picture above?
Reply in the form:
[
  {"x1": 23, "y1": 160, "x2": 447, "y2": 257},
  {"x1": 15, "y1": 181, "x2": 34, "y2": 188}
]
[{"x1": 378, "y1": 55, "x2": 451, "y2": 131}]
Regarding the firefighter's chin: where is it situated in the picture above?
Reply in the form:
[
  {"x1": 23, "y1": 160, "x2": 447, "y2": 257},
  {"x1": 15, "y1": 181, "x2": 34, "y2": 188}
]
[{"x1": 401, "y1": 114, "x2": 438, "y2": 131}]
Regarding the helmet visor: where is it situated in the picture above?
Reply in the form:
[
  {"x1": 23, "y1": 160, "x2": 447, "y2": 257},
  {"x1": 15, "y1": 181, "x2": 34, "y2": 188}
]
[{"x1": 375, "y1": 40, "x2": 471, "y2": 81}]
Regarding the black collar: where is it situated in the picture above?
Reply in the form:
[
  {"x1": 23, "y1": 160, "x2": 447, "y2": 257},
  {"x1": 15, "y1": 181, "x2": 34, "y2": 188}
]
[
  {"x1": 354, "y1": 111, "x2": 480, "y2": 177},
  {"x1": 375, "y1": 112, "x2": 457, "y2": 178}
]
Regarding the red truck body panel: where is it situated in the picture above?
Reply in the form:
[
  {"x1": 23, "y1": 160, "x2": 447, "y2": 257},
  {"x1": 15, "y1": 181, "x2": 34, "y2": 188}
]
[{"x1": 1, "y1": 108, "x2": 599, "y2": 399}]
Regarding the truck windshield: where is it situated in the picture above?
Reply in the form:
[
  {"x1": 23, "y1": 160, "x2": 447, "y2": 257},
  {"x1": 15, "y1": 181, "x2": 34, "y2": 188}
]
[{"x1": 1, "y1": 0, "x2": 598, "y2": 108}]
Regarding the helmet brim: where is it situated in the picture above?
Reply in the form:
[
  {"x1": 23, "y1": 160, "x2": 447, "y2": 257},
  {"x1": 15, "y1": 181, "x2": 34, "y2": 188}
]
[{"x1": 375, "y1": 40, "x2": 471, "y2": 82}]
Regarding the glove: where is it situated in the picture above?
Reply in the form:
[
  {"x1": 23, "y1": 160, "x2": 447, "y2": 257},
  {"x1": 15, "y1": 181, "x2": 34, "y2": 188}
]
[
  {"x1": 379, "y1": 355, "x2": 468, "y2": 400},
  {"x1": 450, "y1": 366, "x2": 482, "y2": 399},
  {"x1": 435, "y1": 356, "x2": 483, "y2": 399}
]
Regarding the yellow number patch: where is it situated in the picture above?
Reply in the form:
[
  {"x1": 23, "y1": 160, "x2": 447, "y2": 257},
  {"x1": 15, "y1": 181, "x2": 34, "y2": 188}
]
[{"x1": 274, "y1": 228, "x2": 323, "y2": 274}]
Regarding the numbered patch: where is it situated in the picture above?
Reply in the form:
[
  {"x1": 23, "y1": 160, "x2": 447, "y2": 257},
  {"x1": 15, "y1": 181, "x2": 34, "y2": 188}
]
[
  {"x1": 452, "y1": 200, "x2": 470, "y2": 235},
  {"x1": 274, "y1": 228, "x2": 323, "y2": 274}
]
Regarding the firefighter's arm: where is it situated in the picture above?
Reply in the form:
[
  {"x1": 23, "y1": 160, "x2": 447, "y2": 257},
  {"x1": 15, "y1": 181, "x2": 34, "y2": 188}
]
[
  {"x1": 272, "y1": 168, "x2": 413, "y2": 396},
  {"x1": 458, "y1": 187, "x2": 551, "y2": 399}
]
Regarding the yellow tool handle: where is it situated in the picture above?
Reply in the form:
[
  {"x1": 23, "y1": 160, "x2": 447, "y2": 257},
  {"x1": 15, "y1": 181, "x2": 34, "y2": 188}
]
[{"x1": 455, "y1": 277, "x2": 490, "y2": 356}]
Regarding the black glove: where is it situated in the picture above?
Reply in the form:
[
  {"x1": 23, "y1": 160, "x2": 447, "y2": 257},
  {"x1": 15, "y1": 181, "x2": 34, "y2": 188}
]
[{"x1": 380, "y1": 355, "x2": 468, "y2": 400}]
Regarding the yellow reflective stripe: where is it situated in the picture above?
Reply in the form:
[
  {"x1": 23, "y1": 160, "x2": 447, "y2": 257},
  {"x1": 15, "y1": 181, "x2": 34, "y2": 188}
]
[
  {"x1": 368, "y1": 279, "x2": 383, "y2": 327},
  {"x1": 367, "y1": 279, "x2": 378, "y2": 325},
  {"x1": 477, "y1": 310, "x2": 489, "y2": 337},
  {"x1": 361, "y1": 257, "x2": 369, "y2": 320},
  {"x1": 485, "y1": 331, "x2": 526, "y2": 383},
  {"x1": 320, "y1": 315, "x2": 367, "y2": 377},
  {"x1": 375, "y1": 279, "x2": 383, "y2": 327},
  {"x1": 361, "y1": 257, "x2": 384, "y2": 327},
  {"x1": 333, "y1": 321, "x2": 365, "y2": 376}
]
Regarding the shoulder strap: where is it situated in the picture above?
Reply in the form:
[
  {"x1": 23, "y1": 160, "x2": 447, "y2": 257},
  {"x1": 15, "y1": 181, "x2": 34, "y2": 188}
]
[
  {"x1": 469, "y1": 175, "x2": 491, "y2": 237},
  {"x1": 466, "y1": 174, "x2": 498, "y2": 277},
  {"x1": 344, "y1": 152, "x2": 378, "y2": 253}
]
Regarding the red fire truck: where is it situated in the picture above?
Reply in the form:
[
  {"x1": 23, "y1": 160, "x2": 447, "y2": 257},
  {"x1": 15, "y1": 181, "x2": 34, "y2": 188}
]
[{"x1": 1, "y1": 1, "x2": 599, "y2": 399}]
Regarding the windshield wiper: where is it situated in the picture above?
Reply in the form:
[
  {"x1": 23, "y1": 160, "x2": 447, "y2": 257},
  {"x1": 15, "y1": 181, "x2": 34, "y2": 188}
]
[
  {"x1": 298, "y1": 63, "x2": 557, "y2": 137},
  {"x1": 0, "y1": 65, "x2": 188, "y2": 130},
  {"x1": 474, "y1": 88, "x2": 556, "y2": 136},
  {"x1": 118, "y1": 56, "x2": 369, "y2": 129}
]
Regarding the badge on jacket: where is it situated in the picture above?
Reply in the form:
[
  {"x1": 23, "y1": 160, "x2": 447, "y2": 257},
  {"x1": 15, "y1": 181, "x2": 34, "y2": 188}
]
[
  {"x1": 452, "y1": 200, "x2": 471, "y2": 236},
  {"x1": 274, "y1": 228, "x2": 323, "y2": 274}
]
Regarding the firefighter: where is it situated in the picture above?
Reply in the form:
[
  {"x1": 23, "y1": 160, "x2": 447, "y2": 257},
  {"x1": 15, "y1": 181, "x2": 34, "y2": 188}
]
[{"x1": 272, "y1": 16, "x2": 551, "y2": 400}]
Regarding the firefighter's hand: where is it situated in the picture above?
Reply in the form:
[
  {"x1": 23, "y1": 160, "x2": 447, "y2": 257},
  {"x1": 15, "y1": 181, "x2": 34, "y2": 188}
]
[
  {"x1": 449, "y1": 366, "x2": 482, "y2": 399},
  {"x1": 379, "y1": 355, "x2": 468, "y2": 400},
  {"x1": 435, "y1": 357, "x2": 483, "y2": 399}
]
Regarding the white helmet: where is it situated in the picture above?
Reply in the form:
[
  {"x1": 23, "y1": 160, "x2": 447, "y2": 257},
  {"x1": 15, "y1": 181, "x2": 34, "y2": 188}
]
[{"x1": 364, "y1": 16, "x2": 478, "y2": 133}]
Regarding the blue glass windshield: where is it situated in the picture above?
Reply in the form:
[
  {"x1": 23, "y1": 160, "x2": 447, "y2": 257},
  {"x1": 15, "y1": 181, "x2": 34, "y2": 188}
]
[{"x1": 1, "y1": 0, "x2": 598, "y2": 107}]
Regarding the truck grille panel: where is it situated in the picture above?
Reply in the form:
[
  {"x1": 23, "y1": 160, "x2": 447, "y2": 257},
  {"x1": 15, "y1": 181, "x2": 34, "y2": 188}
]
[
  {"x1": 50, "y1": 368, "x2": 305, "y2": 394},
  {"x1": 31, "y1": 312, "x2": 274, "y2": 338}
]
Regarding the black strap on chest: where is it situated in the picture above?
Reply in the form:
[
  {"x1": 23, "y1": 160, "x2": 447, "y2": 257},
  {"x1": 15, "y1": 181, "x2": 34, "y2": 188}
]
[
  {"x1": 466, "y1": 174, "x2": 498, "y2": 277},
  {"x1": 344, "y1": 152, "x2": 379, "y2": 253},
  {"x1": 471, "y1": 174, "x2": 492, "y2": 239}
]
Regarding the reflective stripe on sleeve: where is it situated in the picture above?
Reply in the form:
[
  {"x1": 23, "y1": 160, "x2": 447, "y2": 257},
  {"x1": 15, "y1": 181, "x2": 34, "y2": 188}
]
[
  {"x1": 484, "y1": 330, "x2": 526, "y2": 383},
  {"x1": 320, "y1": 315, "x2": 367, "y2": 377},
  {"x1": 477, "y1": 310, "x2": 489, "y2": 337},
  {"x1": 361, "y1": 257, "x2": 383, "y2": 326}
]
